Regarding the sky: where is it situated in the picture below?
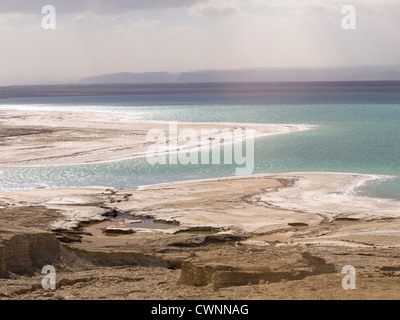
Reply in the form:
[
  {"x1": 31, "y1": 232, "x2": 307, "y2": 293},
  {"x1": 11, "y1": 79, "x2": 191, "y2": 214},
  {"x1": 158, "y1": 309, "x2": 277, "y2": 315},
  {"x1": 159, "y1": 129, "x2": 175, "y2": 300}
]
[{"x1": 1, "y1": 0, "x2": 400, "y2": 85}]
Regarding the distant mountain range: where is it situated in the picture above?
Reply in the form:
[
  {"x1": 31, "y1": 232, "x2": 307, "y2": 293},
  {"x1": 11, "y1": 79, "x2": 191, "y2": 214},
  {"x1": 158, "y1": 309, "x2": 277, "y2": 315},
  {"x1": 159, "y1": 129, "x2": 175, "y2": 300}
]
[{"x1": 78, "y1": 66, "x2": 400, "y2": 84}]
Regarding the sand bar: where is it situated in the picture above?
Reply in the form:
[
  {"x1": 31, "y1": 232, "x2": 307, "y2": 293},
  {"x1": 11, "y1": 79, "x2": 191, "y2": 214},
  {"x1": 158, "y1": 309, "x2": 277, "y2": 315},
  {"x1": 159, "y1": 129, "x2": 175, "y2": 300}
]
[{"x1": 0, "y1": 108, "x2": 312, "y2": 167}]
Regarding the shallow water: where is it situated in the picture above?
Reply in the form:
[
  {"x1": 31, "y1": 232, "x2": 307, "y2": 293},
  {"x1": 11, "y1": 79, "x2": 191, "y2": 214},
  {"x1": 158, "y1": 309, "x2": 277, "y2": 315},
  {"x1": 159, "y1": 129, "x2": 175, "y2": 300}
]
[{"x1": 0, "y1": 92, "x2": 399, "y2": 200}]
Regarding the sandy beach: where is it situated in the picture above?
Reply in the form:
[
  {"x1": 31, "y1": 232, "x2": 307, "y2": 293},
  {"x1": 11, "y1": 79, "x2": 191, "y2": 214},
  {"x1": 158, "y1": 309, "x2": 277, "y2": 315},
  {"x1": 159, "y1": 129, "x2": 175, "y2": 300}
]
[{"x1": 2, "y1": 109, "x2": 400, "y2": 300}]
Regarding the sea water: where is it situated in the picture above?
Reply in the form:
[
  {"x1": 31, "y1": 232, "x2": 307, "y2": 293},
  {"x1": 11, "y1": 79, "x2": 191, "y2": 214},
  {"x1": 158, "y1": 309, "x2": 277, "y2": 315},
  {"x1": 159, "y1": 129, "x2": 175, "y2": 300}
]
[{"x1": 0, "y1": 92, "x2": 399, "y2": 200}]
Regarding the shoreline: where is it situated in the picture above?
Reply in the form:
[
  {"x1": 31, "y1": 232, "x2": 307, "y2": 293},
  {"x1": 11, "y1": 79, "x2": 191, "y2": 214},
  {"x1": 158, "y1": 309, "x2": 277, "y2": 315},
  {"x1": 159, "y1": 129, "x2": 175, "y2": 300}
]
[
  {"x1": 0, "y1": 107, "x2": 397, "y2": 203},
  {"x1": 2, "y1": 106, "x2": 400, "y2": 298},
  {"x1": 2, "y1": 172, "x2": 400, "y2": 233},
  {"x1": 1, "y1": 171, "x2": 397, "y2": 205},
  {"x1": 0, "y1": 108, "x2": 314, "y2": 168}
]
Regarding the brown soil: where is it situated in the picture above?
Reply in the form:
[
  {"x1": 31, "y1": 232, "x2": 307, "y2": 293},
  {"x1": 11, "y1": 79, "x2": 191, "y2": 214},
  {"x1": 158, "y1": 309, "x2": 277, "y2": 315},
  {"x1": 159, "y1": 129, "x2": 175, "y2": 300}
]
[{"x1": 2, "y1": 202, "x2": 400, "y2": 300}]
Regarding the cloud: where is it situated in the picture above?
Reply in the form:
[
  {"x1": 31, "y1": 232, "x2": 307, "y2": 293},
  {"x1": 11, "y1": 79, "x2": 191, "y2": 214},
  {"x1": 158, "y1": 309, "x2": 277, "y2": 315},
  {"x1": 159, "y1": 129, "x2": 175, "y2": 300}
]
[
  {"x1": 0, "y1": 0, "x2": 204, "y2": 15},
  {"x1": 188, "y1": 0, "x2": 400, "y2": 18},
  {"x1": 0, "y1": 12, "x2": 28, "y2": 24},
  {"x1": 189, "y1": 2, "x2": 239, "y2": 16},
  {"x1": 1, "y1": 0, "x2": 400, "y2": 86},
  {"x1": 3, "y1": 0, "x2": 399, "y2": 18},
  {"x1": 72, "y1": 12, "x2": 90, "y2": 24},
  {"x1": 187, "y1": 0, "x2": 335, "y2": 18}
]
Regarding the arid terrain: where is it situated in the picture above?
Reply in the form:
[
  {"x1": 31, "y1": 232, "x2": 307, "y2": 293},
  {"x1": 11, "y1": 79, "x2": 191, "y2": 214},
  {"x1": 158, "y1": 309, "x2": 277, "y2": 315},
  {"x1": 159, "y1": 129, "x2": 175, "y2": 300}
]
[{"x1": 2, "y1": 173, "x2": 400, "y2": 300}]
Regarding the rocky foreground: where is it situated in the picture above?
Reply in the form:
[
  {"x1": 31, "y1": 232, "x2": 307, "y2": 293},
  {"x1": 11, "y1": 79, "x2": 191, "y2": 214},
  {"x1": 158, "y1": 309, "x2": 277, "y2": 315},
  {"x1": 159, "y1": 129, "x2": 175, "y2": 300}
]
[{"x1": 2, "y1": 174, "x2": 400, "y2": 300}]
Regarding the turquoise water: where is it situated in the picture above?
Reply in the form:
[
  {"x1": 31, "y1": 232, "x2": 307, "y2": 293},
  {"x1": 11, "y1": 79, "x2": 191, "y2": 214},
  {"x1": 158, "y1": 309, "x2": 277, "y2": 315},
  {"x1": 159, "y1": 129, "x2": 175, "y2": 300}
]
[{"x1": 0, "y1": 92, "x2": 399, "y2": 200}]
